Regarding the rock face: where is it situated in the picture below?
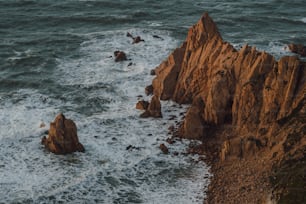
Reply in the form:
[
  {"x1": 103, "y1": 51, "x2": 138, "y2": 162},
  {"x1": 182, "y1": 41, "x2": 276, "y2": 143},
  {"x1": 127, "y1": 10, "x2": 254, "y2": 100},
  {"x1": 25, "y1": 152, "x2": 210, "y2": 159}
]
[
  {"x1": 143, "y1": 13, "x2": 306, "y2": 204},
  {"x1": 288, "y1": 43, "x2": 306, "y2": 57},
  {"x1": 150, "y1": 12, "x2": 305, "y2": 141},
  {"x1": 41, "y1": 114, "x2": 85, "y2": 154}
]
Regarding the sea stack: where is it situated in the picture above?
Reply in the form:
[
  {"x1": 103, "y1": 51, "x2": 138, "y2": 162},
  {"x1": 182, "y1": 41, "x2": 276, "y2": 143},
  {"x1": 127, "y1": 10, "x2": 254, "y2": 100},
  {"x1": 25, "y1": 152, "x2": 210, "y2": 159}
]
[
  {"x1": 140, "y1": 13, "x2": 306, "y2": 203},
  {"x1": 41, "y1": 113, "x2": 85, "y2": 154}
]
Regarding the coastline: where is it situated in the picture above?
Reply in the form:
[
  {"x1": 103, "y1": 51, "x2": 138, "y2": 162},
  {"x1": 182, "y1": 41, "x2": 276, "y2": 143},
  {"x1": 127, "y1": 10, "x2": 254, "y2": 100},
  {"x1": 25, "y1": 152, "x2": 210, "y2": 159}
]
[{"x1": 139, "y1": 13, "x2": 306, "y2": 204}]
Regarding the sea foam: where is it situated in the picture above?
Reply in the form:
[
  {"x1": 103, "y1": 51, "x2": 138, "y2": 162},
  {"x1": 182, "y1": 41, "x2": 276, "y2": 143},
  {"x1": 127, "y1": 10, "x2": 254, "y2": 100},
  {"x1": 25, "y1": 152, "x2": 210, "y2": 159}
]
[{"x1": 0, "y1": 28, "x2": 210, "y2": 203}]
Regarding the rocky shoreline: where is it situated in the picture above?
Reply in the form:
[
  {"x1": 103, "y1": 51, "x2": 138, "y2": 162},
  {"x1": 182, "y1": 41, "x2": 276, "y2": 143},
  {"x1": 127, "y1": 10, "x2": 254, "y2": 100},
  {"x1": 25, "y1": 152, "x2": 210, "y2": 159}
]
[{"x1": 139, "y1": 13, "x2": 305, "y2": 203}]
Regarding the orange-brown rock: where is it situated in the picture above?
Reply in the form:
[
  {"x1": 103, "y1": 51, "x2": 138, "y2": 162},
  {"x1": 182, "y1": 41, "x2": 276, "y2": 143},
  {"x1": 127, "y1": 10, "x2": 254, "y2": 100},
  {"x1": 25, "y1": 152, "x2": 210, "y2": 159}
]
[
  {"x1": 142, "y1": 13, "x2": 306, "y2": 204},
  {"x1": 159, "y1": 143, "x2": 169, "y2": 154},
  {"x1": 151, "y1": 13, "x2": 305, "y2": 140},
  {"x1": 288, "y1": 43, "x2": 306, "y2": 57},
  {"x1": 140, "y1": 95, "x2": 162, "y2": 118},
  {"x1": 114, "y1": 50, "x2": 127, "y2": 62},
  {"x1": 41, "y1": 113, "x2": 85, "y2": 154},
  {"x1": 136, "y1": 100, "x2": 149, "y2": 110}
]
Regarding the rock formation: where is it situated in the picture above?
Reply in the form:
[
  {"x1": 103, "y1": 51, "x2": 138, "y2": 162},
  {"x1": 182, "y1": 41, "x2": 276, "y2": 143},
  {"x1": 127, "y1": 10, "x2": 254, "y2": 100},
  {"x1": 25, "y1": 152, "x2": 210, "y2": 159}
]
[
  {"x1": 139, "y1": 95, "x2": 162, "y2": 118},
  {"x1": 159, "y1": 143, "x2": 169, "y2": 154},
  {"x1": 114, "y1": 50, "x2": 127, "y2": 62},
  {"x1": 41, "y1": 113, "x2": 85, "y2": 154},
  {"x1": 141, "y1": 13, "x2": 306, "y2": 204},
  {"x1": 136, "y1": 100, "x2": 149, "y2": 110},
  {"x1": 288, "y1": 43, "x2": 306, "y2": 57},
  {"x1": 127, "y1": 32, "x2": 145, "y2": 44}
]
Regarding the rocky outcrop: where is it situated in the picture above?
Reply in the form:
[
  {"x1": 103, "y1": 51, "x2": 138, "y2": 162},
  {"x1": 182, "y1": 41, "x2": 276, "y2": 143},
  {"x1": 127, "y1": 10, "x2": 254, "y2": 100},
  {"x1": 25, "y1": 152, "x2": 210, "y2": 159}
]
[
  {"x1": 142, "y1": 13, "x2": 306, "y2": 204},
  {"x1": 149, "y1": 12, "x2": 305, "y2": 143},
  {"x1": 140, "y1": 95, "x2": 162, "y2": 118},
  {"x1": 41, "y1": 113, "x2": 85, "y2": 154},
  {"x1": 288, "y1": 43, "x2": 306, "y2": 57}
]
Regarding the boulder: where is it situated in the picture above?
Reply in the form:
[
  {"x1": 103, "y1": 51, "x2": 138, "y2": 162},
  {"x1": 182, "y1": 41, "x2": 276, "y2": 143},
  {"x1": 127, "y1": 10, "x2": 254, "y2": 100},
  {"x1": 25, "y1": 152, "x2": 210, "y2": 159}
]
[
  {"x1": 136, "y1": 100, "x2": 149, "y2": 110},
  {"x1": 145, "y1": 85, "x2": 154, "y2": 96},
  {"x1": 127, "y1": 32, "x2": 144, "y2": 44},
  {"x1": 41, "y1": 113, "x2": 85, "y2": 154},
  {"x1": 159, "y1": 143, "x2": 169, "y2": 154},
  {"x1": 140, "y1": 95, "x2": 162, "y2": 118},
  {"x1": 114, "y1": 51, "x2": 127, "y2": 62}
]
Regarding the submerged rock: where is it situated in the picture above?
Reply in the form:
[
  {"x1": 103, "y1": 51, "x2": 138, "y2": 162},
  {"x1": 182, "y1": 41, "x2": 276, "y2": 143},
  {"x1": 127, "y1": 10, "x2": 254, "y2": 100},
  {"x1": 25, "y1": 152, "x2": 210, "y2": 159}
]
[{"x1": 41, "y1": 113, "x2": 85, "y2": 154}]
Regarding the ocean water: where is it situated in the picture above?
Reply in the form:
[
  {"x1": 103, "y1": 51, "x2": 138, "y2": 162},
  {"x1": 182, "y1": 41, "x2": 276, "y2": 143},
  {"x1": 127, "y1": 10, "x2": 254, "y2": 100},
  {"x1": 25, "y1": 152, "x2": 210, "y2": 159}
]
[{"x1": 0, "y1": 1, "x2": 305, "y2": 203}]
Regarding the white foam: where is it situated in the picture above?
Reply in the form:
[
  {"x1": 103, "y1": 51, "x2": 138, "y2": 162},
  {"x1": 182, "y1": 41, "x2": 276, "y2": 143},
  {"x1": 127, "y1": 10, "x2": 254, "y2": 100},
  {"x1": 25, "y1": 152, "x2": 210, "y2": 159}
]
[
  {"x1": 300, "y1": 17, "x2": 306, "y2": 23},
  {"x1": 0, "y1": 28, "x2": 210, "y2": 203}
]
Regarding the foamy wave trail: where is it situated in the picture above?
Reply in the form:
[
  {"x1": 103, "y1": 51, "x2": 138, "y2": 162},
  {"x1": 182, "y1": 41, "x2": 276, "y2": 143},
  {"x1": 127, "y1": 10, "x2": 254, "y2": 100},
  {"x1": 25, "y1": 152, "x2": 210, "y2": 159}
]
[
  {"x1": 0, "y1": 28, "x2": 210, "y2": 204},
  {"x1": 301, "y1": 17, "x2": 306, "y2": 23}
]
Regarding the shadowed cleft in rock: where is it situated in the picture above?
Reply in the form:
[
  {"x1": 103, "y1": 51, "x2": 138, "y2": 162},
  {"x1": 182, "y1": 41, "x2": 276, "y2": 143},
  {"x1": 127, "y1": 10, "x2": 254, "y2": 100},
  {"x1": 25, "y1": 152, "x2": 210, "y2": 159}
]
[{"x1": 41, "y1": 113, "x2": 85, "y2": 154}]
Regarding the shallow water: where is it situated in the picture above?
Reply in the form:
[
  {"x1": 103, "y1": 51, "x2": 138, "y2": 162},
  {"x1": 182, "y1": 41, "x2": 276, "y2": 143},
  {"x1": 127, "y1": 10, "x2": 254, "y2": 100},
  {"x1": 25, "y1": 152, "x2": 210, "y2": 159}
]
[{"x1": 0, "y1": 1, "x2": 305, "y2": 203}]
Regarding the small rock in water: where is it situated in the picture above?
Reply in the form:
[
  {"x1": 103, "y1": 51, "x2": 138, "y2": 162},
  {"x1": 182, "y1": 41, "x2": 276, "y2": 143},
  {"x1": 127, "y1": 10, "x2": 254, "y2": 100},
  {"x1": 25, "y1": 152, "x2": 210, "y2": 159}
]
[
  {"x1": 139, "y1": 95, "x2": 162, "y2": 118},
  {"x1": 41, "y1": 113, "x2": 85, "y2": 154},
  {"x1": 127, "y1": 32, "x2": 145, "y2": 44},
  {"x1": 153, "y1": 35, "x2": 164, "y2": 40},
  {"x1": 114, "y1": 50, "x2": 127, "y2": 62},
  {"x1": 136, "y1": 100, "x2": 150, "y2": 110},
  {"x1": 159, "y1": 143, "x2": 169, "y2": 154},
  {"x1": 173, "y1": 152, "x2": 179, "y2": 156},
  {"x1": 150, "y1": 69, "x2": 156, "y2": 75},
  {"x1": 166, "y1": 138, "x2": 175, "y2": 144},
  {"x1": 126, "y1": 145, "x2": 133, "y2": 151},
  {"x1": 126, "y1": 145, "x2": 140, "y2": 151}
]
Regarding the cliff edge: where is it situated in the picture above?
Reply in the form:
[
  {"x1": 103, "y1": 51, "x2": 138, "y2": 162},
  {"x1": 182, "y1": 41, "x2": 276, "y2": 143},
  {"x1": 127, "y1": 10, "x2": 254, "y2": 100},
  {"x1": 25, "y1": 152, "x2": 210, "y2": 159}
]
[{"x1": 143, "y1": 13, "x2": 306, "y2": 204}]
